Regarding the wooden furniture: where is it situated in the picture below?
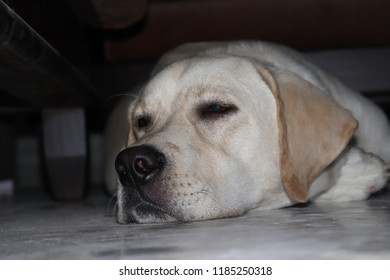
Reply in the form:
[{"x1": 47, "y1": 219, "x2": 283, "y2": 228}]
[
  {"x1": 0, "y1": 1, "x2": 100, "y2": 200},
  {"x1": 65, "y1": 0, "x2": 390, "y2": 61}
]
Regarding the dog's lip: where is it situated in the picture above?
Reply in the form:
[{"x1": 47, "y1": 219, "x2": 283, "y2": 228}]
[
  {"x1": 137, "y1": 190, "x2": 173, "y2": 215},
  {"x1": 122, "y1": 196, "x2": 180, "y2": 223},
  {"x1": 136, "y1": 199, "x2": 179, "y2": 222},
  {"x1": 119, "y1": 179, "x2": 180, "y2": 222}
]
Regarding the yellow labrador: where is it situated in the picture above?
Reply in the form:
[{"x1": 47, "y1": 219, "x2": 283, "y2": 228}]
[{"x1": 104, "y1": 41, "x2": 390, "y2": 224}]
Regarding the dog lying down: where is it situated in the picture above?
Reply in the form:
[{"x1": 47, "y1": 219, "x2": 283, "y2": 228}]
[{"x1": 104, "y1": 41, "x2": 390, "y2": 224}]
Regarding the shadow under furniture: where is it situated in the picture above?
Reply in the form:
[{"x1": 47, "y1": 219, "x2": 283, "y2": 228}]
[
  {"x1": 76, "y1": 0, "x2": 390, "y2": 104},
  {"x1": 0, "y1": 1, "x2": 101, "y2": 200}
]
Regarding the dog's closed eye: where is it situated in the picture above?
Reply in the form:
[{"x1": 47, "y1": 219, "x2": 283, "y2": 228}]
[
  {"x1": 137, "y1": 116, "x2": 151, "y2": 129},
  {"x1": 198, "y1": 103, "x2": 238, "y2": 120}
]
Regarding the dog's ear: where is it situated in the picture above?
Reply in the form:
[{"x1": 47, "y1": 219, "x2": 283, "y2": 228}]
[{"x1": 256, "y1": 66, "x2": 358, "y2": 202}]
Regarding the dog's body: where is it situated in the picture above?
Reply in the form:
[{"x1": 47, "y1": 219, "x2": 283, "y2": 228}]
[{"x1": 105, "y1": 41, "x2": 390, "y2": 224}]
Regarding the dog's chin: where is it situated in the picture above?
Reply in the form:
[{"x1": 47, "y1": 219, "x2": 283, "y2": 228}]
[
  {"x1": 116, "y1": 180, "x2": 181, "y2": 224},
  {"x1": 116, "y1": 201, "x2": 180, "y2": 224}
]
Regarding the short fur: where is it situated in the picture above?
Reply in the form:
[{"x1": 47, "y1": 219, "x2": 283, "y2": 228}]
[{"x1": 105, "y1": 41, "x2": 390, "y2": 224}]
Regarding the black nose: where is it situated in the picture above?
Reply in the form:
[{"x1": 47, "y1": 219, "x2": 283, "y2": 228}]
[{"x1": 115, "y1": 145, "x2": 166, "y2": 186}]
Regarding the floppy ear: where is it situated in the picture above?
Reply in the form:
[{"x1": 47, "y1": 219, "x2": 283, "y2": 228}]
[{"x1": 257, "y1": 66, "x2": 358, "y2": 202}]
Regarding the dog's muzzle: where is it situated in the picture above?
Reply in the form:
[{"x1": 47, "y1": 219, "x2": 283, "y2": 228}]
[
  {"x1": 115, "y1": 145, "x2": 166, "y2": 187},
  {"x1": 114, "y1": 145, "x2": 179, "y2": 223}
]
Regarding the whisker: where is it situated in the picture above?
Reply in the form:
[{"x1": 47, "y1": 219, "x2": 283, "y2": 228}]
[
  {"x1": 113, "y1": 200, "x2": 119, "y2": 216},
  {"x1": 103, "y1": 92, "x2": 140, "y2": 105},
  {"x1": 106, "y1": 189, "x2": 118, "y2": 216},
  {"x1": 200, "y1": 180, "x2": 219, "y2": 203}
]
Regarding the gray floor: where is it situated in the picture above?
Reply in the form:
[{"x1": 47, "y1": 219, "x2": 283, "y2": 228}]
[{"x1": 1, "y1": 187, "x2": 390, "y2": 260}]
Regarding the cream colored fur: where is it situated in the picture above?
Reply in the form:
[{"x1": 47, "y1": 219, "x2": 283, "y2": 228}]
[{"x1": 104, "y1": 41, "x2": 390, "y2": 223}]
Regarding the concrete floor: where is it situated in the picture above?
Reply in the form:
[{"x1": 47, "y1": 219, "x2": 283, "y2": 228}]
[{"x1": 1, "y1": 187, "x2": 390, "y2": 260}]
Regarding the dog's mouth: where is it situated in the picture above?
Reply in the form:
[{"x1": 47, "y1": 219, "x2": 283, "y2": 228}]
[{"x1": 116, "y1": 180, "x2": 180, "y2": 224}]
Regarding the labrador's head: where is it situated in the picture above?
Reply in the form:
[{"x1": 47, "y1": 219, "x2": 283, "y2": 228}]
[{"x1": 114, "y1": 55, "x2": 357, "y2": 224}]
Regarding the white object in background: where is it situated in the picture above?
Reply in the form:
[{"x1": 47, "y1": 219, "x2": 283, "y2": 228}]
[{"x1": 0, "y1": 179, "x2": 14, "y2": 198}]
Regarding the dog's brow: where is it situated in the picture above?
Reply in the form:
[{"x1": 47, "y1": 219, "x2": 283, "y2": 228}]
[
  {"x1": 192, "y1": 84, "x2": 239, "y2": 108},
  {"x1": 193, "y1": 85, "x2": 218, "y2": 98},
  {"x1": 136, "y1": 97, "x2": 157, "y2": 113}
]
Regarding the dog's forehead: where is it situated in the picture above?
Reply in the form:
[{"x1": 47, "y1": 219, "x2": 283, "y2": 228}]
[{"x1": 139, "y1": 57, "x2": 258, "y2": 109}]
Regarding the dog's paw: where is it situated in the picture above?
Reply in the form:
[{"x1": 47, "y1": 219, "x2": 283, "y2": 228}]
[{"x1": 314, "y1": 148, "x2": 389, "y2": 202}]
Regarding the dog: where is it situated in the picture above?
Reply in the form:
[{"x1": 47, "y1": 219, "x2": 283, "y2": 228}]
[{"x1": 104, "y1": 41, "x2": 390, "y2": 224}]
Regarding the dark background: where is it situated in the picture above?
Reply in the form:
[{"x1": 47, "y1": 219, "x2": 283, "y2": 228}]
[{"x1": 1, "y1": 0, "x2": 390, "y2": 197}]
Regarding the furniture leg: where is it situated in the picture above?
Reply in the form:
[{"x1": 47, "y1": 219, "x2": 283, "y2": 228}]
[{"x1": 42, "y1": 108, "x2": 87, "y2": 200}]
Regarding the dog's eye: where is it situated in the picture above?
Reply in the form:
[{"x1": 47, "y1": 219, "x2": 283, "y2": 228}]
[
  {"x1": 137, "y1": 116, "x2": 150, "y2": 129},
  {"x1": 200, "y1": 103, "x2": 238, "y2": 119}
]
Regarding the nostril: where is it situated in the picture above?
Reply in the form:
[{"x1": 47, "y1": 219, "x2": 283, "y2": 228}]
[
  {"x1": 115, "y1": 159, "x2": 128, "y2": 177},
  {"x1": 115, "y1": 145, "x2": 166, "y2": 185},
  {"x1": 115, "y1": 149, "x2": 132, "y2": 177},
  {"x1": 116, "y1": 163, "x2": 127, "y2": 175},
  {"x1": 135, "y1": 158, "x2": 150, "y2": 174},
  {"x1": 134, "y1": 155, "x2": 165, "y2": 175}
]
